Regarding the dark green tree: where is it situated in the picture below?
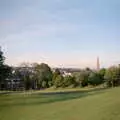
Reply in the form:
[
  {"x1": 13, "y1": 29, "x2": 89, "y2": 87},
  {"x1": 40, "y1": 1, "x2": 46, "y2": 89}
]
[
  {"x1": 88, "y1": 72, "x2": 103, "y2": 86},
  {"x1": 0, "y1": 48, "x2": 5, "y2": 66},
  {"x1": 63, "y1": 75, "x2": 75, "y2": 87},
  {"x1": 34, "y1": 63, "x2": 53, "y2": 89},
  {"x1": 54, "y1": 75, "x2": 64, "y2": 88},
  {"x1": 104, "y1": 66, "x2": 120, "y2": 87},
  {"x1": 98, "y1": 68, "x2": 106, "y2": 80},
  {"x1": 0, "y1": 48, "x2": 12, "y2": 89},
  {"x1": 73, "y1": 71, "x2": 90, "y2": 87},
  {"x1": 52, "y1": 68, "x2": 61, "y2": 85}
]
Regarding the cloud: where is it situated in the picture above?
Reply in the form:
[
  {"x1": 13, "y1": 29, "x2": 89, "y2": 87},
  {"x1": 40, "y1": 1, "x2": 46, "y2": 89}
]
[{"x1": 5, "y1": 51, "x2": 97, "y2": 68}]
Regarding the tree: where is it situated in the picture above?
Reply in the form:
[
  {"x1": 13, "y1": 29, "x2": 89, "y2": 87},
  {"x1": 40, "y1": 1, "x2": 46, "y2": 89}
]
[
  {"x1": 34, "y1": 63, "x2": 53, "y2": 89},
  {"x1": 0, "y1": 48, "x2": 5, "y2": 86},
  {"x1": 104, "y1": 66, "x2": 120, "y2": 87},
  {"x1": 63, "y1": 75, "x2": 75, "y2": 87},
  {"x1": 85, "y1": 67, "x2": 92, "y2": 72},
  {"x1": 54, "y1": 75, "x2": 64, "y2": 88},
  {"x1": 0, "y1": 47, "x2": 12, "y2": 89},
  {"x1": 98, "y1": 68, "x2": 106, "y2": 80},
  {"x1": 52, "y1": 68, "x2": 61, "y2": 85},
  {"x1": 73, "y1": 70, "x2": 90, "y2": 87},
  {"x1": 88, "y1": 72, "x2": 103, "y2": 86},
  {"x1": 0, "y1": 47, "x2": 5, "y2": 66}
]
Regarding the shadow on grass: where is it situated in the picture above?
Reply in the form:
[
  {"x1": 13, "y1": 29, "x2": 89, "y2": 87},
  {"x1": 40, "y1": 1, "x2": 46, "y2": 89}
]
[{"x1": 0, "y1": 88, "x2": 108, "y2": 108}]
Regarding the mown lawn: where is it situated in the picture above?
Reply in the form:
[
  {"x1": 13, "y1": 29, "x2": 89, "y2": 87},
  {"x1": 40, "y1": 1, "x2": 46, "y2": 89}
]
[{"x1": 0, "y1": 87, "x2": 120, "y2": 120}]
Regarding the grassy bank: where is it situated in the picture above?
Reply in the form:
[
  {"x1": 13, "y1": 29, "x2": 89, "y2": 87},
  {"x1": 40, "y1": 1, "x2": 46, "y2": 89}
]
[{"x1": 0, "y1": 87, "x2": 120, "y2": 120}]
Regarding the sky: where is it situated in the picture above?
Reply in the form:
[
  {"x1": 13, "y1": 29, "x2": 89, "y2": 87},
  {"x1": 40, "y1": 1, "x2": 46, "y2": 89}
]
[{"x1": 0, "y1": 0, "x2": 120, "y2": 68}]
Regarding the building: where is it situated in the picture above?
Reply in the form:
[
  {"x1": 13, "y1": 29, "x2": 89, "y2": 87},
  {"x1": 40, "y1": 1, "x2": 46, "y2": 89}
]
[
  {"x1": 97, "y1": 57, "x2": 100, "y2": 71},
  {"x1": 5, "y1": 67, "x2": 34, "y2": 90}
]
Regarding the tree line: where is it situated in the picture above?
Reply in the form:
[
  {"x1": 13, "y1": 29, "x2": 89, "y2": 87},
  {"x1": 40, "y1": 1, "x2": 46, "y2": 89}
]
[{"x1": 0, "y1": 48, "x2": 120, "y2": 90}]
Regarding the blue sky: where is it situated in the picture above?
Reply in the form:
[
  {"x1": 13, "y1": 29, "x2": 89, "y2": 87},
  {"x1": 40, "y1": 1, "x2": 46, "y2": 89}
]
[{"x1": 0, "y1": 0, "x2": 120, "y2": 68}]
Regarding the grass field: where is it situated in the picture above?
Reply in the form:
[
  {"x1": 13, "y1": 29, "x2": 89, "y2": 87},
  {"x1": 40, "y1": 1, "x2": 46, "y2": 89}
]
[{"x1": 0, "y1": 87, "x2": 120, "y2": 120}]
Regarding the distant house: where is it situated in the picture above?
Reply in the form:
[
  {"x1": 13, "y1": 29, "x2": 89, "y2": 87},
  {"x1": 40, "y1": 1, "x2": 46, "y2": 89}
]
[
  {"x1": 5, "y1": 78, "x2": 24, "y2": 90},
  {"x1": 5, "y1": 66, "x2": 33, "y2": 90},
  {"x1": 62, "y1": 71, "x2": 72, "y2": 77},
  {"x1": 52, "y1": 68, "x2": 75, "y2": 76}
]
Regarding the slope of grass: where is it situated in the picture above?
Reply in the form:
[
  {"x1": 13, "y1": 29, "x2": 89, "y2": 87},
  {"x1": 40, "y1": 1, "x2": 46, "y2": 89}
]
[{"x1": 0, "y1": 87, "x2": 120, "y2": 120}]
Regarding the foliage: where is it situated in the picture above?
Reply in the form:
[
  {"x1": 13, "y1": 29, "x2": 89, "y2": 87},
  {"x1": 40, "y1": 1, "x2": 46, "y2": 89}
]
[
  {"x1": 0, "y1": 48, "x2": 12, "y2": 89},
  {"x1": 104, "y1": 66, "x2": 120, "y2": 87},
  {"x1": 52, "y1": 68, "x2": 61, "y2": 85},
  {"x1": 88, "y1": 72, "x2": 103, "y2": 86},
  {"x1": 54, "y1": 75, "x2": 64, "y2": 88},
  {"x1": 98, "y1": 68, "x2": 106, "y2": 80},
  {"x1": 73, "y1": 71, "x2": 90, "y2": 87},
  {"x1": 62, "y1": 75, "x2": 75, "y2": 87},
  {"x1": 34, "y1": 63, "x2": 53, "y2": 89},
  {"x1": 99, "y1": 68, "x2": 106, "y2": 76},
  {"x1": 1, "y1": 46, "x2": 120, "y2": 90}
]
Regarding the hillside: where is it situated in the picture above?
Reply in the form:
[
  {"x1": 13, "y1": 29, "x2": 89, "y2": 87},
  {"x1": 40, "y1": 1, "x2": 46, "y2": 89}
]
[{"x1": 0, "y1": 87, "x2": 120, "y2": 120}]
